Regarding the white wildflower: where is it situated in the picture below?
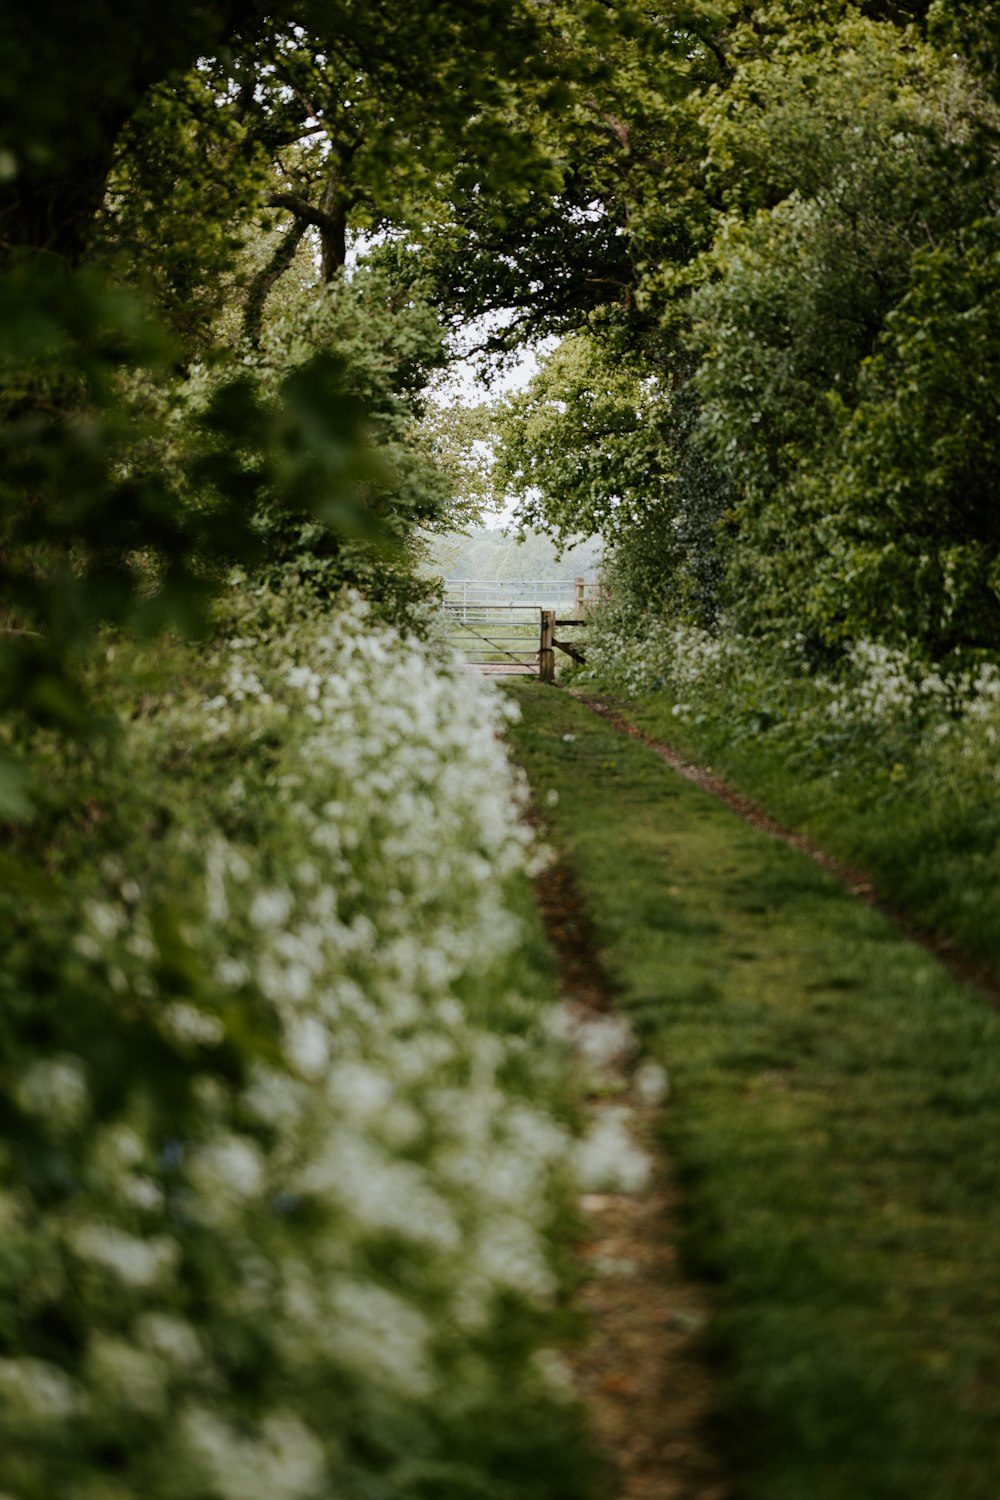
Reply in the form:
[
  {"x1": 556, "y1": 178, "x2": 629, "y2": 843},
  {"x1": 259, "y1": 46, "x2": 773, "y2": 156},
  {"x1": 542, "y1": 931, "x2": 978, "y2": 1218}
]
[
  {"x1": 634, "y1": 1060, "x2": 671, "y2": 1105},
  {"x1": 476, "y1": 1218, "x2": 556, "y2": 1299},
  {"x1": 575, "y1": 1110, "x2": 650, "y2": 1194},
  {"x1": 15, "y1": 1055, "x2": 89, "y2": 1132},
  {"x1": 161, "y1": 1002, "x2": 225, "y2": 1048},
  {"x1": 327, "y1": 1283, "x2": 433, "y2": 1398},
  {"x1": 136, "y1": 1314, "x2": 205, "y2": 1373},
  {"x1": 188, "y1": 1134, "x2": 264, "y2": 1202},
  {"x1": 216, "y1": 956, "x2": 250, "y2": 988},
  {"x1": 69, "y1": 1225, "x2": 179, "y2": 1288},
  {"x1": 284, "y1": 1015, "x2": 329, "y2": 1077},
  {"x1": 0, "y1": 1358, "x2": 82, "y2": 1422},
  {"x1": 532, "y1": 1348, "x2": 576, "y2": 1401},
  {"x1": 250, "y1": 887, "x2": 294, "y2": 930},
  {"x1": 566, "y1": 1012, "x2": 635, "y2": 1070},
  {"x1": 182, "y1": 1408, "x2": 325, "y2": 1500},
  {"x1": 85, "y1": 899, "x2": 126, "y2": 942},
  {"x1": 87, "y1": 1337, "x2": 167, "y2": 1417}
]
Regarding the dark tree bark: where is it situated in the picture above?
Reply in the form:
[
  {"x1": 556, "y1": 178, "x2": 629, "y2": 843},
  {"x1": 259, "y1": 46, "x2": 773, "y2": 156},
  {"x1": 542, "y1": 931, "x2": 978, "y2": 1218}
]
[
  {"x1": 263, "y1": 137, "x2": 357, "y2": 286},
  {"x1": 317, "y1": 169, "x2": 349, "y2": 282}
]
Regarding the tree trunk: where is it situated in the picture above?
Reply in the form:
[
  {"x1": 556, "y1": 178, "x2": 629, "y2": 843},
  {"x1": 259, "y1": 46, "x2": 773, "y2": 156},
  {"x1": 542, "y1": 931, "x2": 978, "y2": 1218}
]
[{"x1": 318, "y1": 159, "x2": 351, "y2": 282}]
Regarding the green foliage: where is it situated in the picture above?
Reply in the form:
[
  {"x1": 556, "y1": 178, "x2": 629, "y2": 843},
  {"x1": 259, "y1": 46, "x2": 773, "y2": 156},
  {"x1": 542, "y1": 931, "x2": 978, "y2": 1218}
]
[
  {"x1": 0, "y1": 261, "x2": 230, "y2": 742},
  {"x1": 418, "y1": 403, "x2": 501, "y2": 532},
  {"x1": 411, "y1": 2, "x2": 1000, "y2": 662},
  {"x1": 931, "y1": 0, "x2": 1000, "y2": 89},
  {"x1": 685, "y1": 15, "x2": 1000, "y2": 649},
  {"x1": 2, "y1": 0, "x2": 598, "y2": 778},
  {"x1": 0, "y1": 256, "x2": 390, "y2": 794},
  {"x1": 812, "y1": 220, "x2": 1000, "y2": 650},
  {"x1": 97, "y1": 68, "x2": 268, "y2": 352},
  {"x1": 496, "y1": 335, "x2": 673, "y2": 543},
  {"x1": 414, "y1": 4, "x2": 1000, "y2": 660},
  {"x1": 413, "y1": 0, "x2": 723, "y2": 350},
  {"x1": 0, "y1": 0, "x2": 245, "y2": 261},
  {"x1": 494, "y1": 335, "x2": 731, "y2": 623},
  {"x1": 0, "y1": 590, "x2": 599, "y2": 1500},
  {"x1": 233, "y1": 255, "x2": 457, "y2": 599}
]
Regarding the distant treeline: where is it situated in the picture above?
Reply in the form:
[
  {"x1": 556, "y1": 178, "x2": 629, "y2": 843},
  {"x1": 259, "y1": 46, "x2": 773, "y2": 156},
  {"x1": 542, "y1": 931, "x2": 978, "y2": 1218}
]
[{"x1": 424, "y1": 527, "x2": 603, "y2": 583}]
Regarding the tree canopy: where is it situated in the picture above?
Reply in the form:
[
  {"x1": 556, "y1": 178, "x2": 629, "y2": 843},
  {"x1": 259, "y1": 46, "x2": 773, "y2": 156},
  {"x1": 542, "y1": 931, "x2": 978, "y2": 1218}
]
[
  {"x1": 6, "y1": 0, "x2": 1000, "y2": 756},
  {"x1": 465, "y1": 0, "x2": 1000, "y2": 657}
]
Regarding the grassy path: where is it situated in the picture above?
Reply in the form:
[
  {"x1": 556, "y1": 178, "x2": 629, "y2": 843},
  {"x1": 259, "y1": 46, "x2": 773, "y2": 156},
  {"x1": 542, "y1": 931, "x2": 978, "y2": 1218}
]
[
  {"x1": 536, "y1": 848, "x2": 728, "y2": 1500},
  {"x1": 503, "y1": 678, "x2": 1000, "y2": 1500},
  {"x1": 576, "y1": 692, "x2": 1000, "y2": 1007}
]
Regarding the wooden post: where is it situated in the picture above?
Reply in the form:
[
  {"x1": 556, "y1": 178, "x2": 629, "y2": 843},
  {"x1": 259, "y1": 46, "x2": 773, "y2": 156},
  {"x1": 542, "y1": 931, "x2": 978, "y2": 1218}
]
[
  {"x1": 539, "y1": 609, "x2": 556, "y2": 683},
  {"x1": 574, "y1": 576, "x2": 585, "y2": 620}
]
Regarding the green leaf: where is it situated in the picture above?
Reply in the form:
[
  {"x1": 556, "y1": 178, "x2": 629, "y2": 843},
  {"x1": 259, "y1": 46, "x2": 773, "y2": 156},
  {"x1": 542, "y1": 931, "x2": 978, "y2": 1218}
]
[{"x1": 0, "y1": 753, "x2": 33, "y2": 820}]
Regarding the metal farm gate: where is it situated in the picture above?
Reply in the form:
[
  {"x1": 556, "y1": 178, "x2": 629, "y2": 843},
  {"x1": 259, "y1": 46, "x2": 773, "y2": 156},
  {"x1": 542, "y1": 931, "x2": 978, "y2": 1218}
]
[{"x1": 441, "y1": 578, "x2": 597, "y2": 676}]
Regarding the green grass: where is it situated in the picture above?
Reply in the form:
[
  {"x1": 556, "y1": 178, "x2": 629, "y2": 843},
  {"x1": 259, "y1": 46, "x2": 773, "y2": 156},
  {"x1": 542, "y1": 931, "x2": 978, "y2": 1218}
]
[
  {"x1": 615, "y1": 689, "x2": 1000, "y2": 976},
  {"x1": 503, "y1": 677, "x2": 1000, "y2": 1500}
]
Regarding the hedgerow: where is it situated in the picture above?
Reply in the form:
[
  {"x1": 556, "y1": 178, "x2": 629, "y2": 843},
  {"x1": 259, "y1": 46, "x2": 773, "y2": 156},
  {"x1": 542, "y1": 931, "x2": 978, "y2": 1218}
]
[
  {"x1": 577, "y1": 612, "x2": 1000, "y2": 767},
  {"x1": 0, "y1": 584, "x2": 605, "y2": 1500}
]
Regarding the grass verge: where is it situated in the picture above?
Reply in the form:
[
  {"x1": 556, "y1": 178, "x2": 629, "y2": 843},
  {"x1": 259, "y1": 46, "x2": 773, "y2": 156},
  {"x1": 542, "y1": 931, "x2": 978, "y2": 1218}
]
[
  {"x1": 609, "y1": 685, "x2": 1000, "y2": 979},
  {"x1": 503, "y1": 676, "x2": 1000, "y2": 1500}
]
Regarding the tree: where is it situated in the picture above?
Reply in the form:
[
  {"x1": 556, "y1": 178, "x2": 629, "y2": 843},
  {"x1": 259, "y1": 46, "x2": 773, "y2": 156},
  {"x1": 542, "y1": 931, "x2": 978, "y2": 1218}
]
[
  {"x1": 687, "y1": 15, "x2": 1000, "y2": 647},
  {"x1": 0, "y1": 1, "x2": 254, "y2": 264},
  {"x1": 0, "y1": 0, "x2": 577, "y2": 773},
  {"x1": 496, "y1": 335, "x2": 674, "y2": 541},
  {"x1": 494, "y1": 331, "x2": 731, "y2": 620},
  {"x1": 807, "y1": 219, "x2": 1000, "y2": 652}
]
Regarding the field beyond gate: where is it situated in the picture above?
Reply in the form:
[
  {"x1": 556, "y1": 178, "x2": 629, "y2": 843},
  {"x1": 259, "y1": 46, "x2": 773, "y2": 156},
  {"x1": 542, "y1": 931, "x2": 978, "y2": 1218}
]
[{"x1": 441, "y1": 577, "x2": 598, "y2": 674}]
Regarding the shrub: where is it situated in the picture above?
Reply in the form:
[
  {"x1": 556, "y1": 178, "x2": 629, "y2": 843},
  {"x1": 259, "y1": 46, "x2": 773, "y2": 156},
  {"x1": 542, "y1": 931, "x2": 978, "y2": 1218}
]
[{"x1": 0, "y1": 586, "x2": 598, "y2": 1500}]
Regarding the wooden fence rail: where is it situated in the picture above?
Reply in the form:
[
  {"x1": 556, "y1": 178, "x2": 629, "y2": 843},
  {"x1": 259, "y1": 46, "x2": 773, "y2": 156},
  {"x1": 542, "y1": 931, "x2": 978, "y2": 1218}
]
[{"x1": 538, "y1": 608, "x2": 587, "y2": 682}]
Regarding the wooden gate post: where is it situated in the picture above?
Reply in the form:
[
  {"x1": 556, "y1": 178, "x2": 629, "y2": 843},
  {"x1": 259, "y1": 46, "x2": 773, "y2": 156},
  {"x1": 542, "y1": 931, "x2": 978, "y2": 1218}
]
[
  {"x1": 574, "y1": 576, "x2": 585, "y2": 620},
  {"x1": 539, "y1": 610, "x2": 556, "y2": 683}
]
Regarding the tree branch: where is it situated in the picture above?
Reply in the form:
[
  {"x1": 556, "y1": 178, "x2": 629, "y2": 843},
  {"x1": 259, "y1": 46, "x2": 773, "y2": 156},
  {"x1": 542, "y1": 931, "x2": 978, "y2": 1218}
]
[
  {"x1": 687, "y1": 26, "x2": 735, "y2": 81},
  {"x1": 242, "y1": 216, "x2": 308, "y2": 347},
  {"x1": 583, "y1": 101, "x2": 631, "y2": 152},
  {"x1": 265, "y1": 191, "x2": 336, "y2": 232}
]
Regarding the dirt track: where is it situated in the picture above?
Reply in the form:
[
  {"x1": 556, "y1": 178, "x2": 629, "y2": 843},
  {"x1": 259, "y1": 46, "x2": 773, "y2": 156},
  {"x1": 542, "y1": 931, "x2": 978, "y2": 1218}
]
[{"x1": 535, "y1": 851, "x2": 729, "y2": 1500}]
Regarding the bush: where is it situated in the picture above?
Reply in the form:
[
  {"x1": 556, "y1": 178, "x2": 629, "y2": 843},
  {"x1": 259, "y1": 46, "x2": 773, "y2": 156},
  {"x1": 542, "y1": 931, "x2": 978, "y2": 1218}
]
[
  {"x1": 576, "y1": 608, "x2": 1000, "y2": 775},
  {"x1": 0, "y1": 586, "x2": 599, "y2": 1500}
]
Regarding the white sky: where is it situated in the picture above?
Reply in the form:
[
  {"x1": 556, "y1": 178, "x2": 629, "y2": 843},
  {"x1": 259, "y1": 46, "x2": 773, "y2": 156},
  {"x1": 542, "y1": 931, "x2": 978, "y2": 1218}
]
[
  {"x1": 428, "y1": 319, "x2": 557, "y2": 528},
  {"x1": 433, "y1": 322, "x2": 555, "y2": 406}
]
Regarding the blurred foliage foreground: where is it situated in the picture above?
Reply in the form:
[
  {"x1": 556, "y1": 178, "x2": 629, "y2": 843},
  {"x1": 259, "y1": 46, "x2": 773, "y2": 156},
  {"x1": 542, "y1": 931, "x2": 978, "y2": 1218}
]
[{"x1": 0, "y1": 584, "x2": 630, "y2": 1500}]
